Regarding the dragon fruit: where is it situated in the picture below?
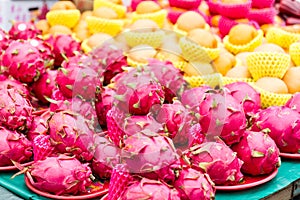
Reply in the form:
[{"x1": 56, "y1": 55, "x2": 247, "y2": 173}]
[
  {"x1": 0, "y1": 28, "x2": 10, "y2": 51},
  {"x1": 251, "y1": 106, "x2": 300, "y2": 154},
  {"x1": 48, "y1": 110, "x2": 95, "y2": 161},
  {"x1": 121, "y1": 178, "x2": 181, "y2": 200},
  {"x1": 147, "y1": 59, "x2": 187, "y2": 103},
  {"x1": 181, "y1": 85, "x2": 212, "y2": 111},
  {"x1": 27, "y1": 154, "x2": 92, "y2": 195},
  {"x1": 28, "y1": 38, "x2": 54, "y2": 68},
  {"x1": 156, "y1": 159, "x2": 185, "y2": 185},
  {"x1": 46, "y1": 35, "x2": 81, "y2": 67},
  {"x1": 129, "y1": 81, "x2": 165, "y2": 115},
  {"x1": 108, "y1": 164, "x2": 133, "y2": 200},
  {"x1": 199, "y1": 90, "x2": 247, "y2": 145},
  {"x1": 286, "y1": 92, "x2": 300, "y2": 114},
  {"x1": 56, "y1": 55, "x2": 101, "y2": 100},
  {"x1": 8, "y1": 21, "x2": 40, "y2": 40},
  {"x1": 32, "y1": 135, "x2": 56, "y2": 161},
  {"x1": 187, "y1": 123, "x2": 206, "y2": 147},
  {"x1": 92, "y1": 133, "x2": 120, "y2": 179},
  {"x1": 174, "y1": 167, "x2": 215, "y2": 200},
  {"x1": 225, "y1": 82, "x2": 261, "y2": 116},
  {"x1": 0, "y1": 127, "x2": 32, "y2": 166},
  {"x1": 0, "y1": 88, "x2": 33, "y2": 131},
  {"x1": 2, "y1": 40, "x2": 45, "y2": 83},
  {"x1": 231, "y1": 130, "x2": 280, "y2": 176},
  {"x1": 122, "y1": 131, "x2": 179, "y2": 176},
  {"x1": 89, "y1": 43, "x2": 127, "y2": 85},
  {"x1": 95, "y1": 86, "x2": 116, "y2": 127},
  {"x1": 0, "y1": 76, "x2": 30, "y2": 98},
  {"x1": 184, "y1": 141, "x2": 244, "y2": 185},
  {"x1": 106, "y1": 107, "x2": 163, "y2": 147},
  {"x1": 27, "y1": 109, "x2": 51, "y2": 141},
  {"x1": 32, "y1": 70, "x2": 57, "y2": 104}
]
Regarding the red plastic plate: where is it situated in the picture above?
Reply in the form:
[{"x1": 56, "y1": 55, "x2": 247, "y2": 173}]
[
  {"x1": 0, "y1": 161, "x2": 34, "y2": 171},
  {"x1": 25, "y1": 175, "x2": 109, "y2": 200},
  {"x1": 215, "y1": 168, "x2": 279, "y2": 191},
  {"x1": 280, "y1": 152, "x2": 300, "y2": 160}
]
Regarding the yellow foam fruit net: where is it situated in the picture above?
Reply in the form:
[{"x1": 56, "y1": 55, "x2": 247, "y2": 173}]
[
  {"x1": 86, "y1": 16, "x2": 124, "y2": 36},
  {"x1": 184, "y1": 73, "x2": 223, "y2": 88},
  {"x1": 179, "y1": 37, "x2": 220, "y2": 62},
  {"x1": 46, "y1": 10, "x2": 81, "y2": 28},
  {"x1": 223, "y1": 30, "x2": 264, "y2": 55},
  {"x1": 249, "y1": 83, "x2": 292, "y2": 108},
  {"x1": 289, "y1": 42, "x2": 300, "y2": 66},
  {"x1": 131, "y1": 10, "x2": 167, "y2": 28},
  {"x1": 222, "y1": 77, "x2": 254, "y2": 85},
  {"x1": 126, "y1": 57, "x2": 149, "y2": 67},
  {"x1": 246, "y1": 52, "x2": 290, "y2": 81},
  {"x1": 93, "y1": 0, "x2": 126, "y2": 18},
  {"x1": 266, "y1": 27, "x2": 300, "y2": 49},
  {"x1": 124, "y1": 30, "x2": 165, "y2": 48},
  {"x1": 81, "y1": 39, "x2": 92, "y2": 53},
  {"x1": 173, "y1": 23, "x2": 210, "y2": 37}
]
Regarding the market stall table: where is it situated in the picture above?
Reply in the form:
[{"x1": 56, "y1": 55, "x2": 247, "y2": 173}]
[{"x1": 0, "y1": 160, "x2": 299, "y2": 200}]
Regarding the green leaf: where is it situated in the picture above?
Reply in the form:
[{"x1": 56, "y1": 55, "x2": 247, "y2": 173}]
[{"x1": 251, "y1": 150, "x2": 264, "y2": 158}]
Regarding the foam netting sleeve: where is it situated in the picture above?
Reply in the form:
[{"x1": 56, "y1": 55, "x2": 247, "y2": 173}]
[
  {"x1": 246, "y1": 52, "x2": 290, "y2": 81},
  {"x1": 223, "y1": 30, "x2": 264, "y2": 55},
  {"x1": 179, "y1": 37, "x2": 220, "y2": 62},
  {"x1": 131, "y1": 10, "x2": 167, "y2": 28},
  {"x1": 86, "y1": 16, "x2": 124, "y2": 36},
  {"x1": 217, "y1": 0, "x2": 252, "y2": 19},
  {"x1": 249, "y1": 83, "x2": 292, "y2": 108},
  {"x1": 46, "y1": 10, "x2": 81, "y2": 28},
  {"x1": 266, "y1": 27, "x2": 300, "y2": 49},
  {"x1": 81, "y1": 39, "x2": 92, "y2": 53},
  {"x1": 124, "y1": 30, "x2": 165, "y2": 48},
  {"x1": 93, "y1": 0, "x2": 126, "y2": 18},
  {"x1": 289, "y1": 42, "x2": 300, "y2": 66}
]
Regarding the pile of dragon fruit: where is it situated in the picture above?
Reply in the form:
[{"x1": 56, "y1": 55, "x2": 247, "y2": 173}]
[{"x1": 0, "y1": 21, "x2": 300, "y2": 199}]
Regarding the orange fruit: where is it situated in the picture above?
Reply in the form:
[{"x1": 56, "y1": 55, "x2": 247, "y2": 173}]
[
  {"x1": 225, "y1": 66, "x2": 251, "y2": 78},
  {"x1": 228, "y1": 24, "x2": 258, "y2": 45},
  {"x1": 93, "y1": 7, "x2": 118, "y2": 19},
  {"x1": 176, "y1": 11, "x2": 206, "y2": 32},
  {"x1": 49, "y1": 25, "x2": 72, "y2": 36},
  {"x1": 136, "y1": 1, "x2": 161, "y2": 14},
  {"x1": 187, "y1": 29, "x2": 218, "y2": 48},
  {"x1": 51, "y1": 1, "x2": 76, "y2": 10},
  {"x1": 283, "y1": 67, "x2": 300, "y2": 94},
  {"x1": 255, "y1": 77, "x2": 288, "y2": 94},
  {"x1": 213, "y1": 51, "x2": 236, "y2": 75},
  {"x1": 35, "y1": 19, "x2": 50, "y2": 35}
]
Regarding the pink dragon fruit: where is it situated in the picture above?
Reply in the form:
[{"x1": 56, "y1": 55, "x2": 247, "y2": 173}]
[
  {"x1": 27, "y1": 109, "x2": 51, "y2": 141},
  {"x1": 1, "y1": 40, "x2": 45, "y2": 83},
  {"x1": 106, "y1": 107, "x2": 163, "y2": 147},
  {"x1": 184, "y1": 141, "x2": 244, "y2": 185},
  {"x1": 27, "y1": 154, "x2": 92, "y2": 195},
  {"x1": 108, "y1": 164, "x2": 133, "y2": 200},
  {"x1": 32, "y1": 70, "x2": 57, "y2": 104},
  {"x1": 8, "y1": 21, "x2": 41, "y2": 40},
  {"x1": 251, "y1": 106, "x2": 300, "y2": 154},
  {"x1": 128, "y1": 81, "x2": 165, "y2": 115},
  {"x1": 89, "y1": 43, "x2": 127, "y2": 85},
  {"x1": 28, "y1": 38, "x2": 54, "y2": 68},
  {"x1": 121, "y1": 178, "x2": 181, "y2": 200},
  {"x1": 92, "y1": 133, "x2": 121, "y2": 179},
  {"x1": 156, "y1": 159, "x2": 185, "y2": 185},
  {"x1": 0, "y1": 76, "x2": 30, "y2": 98},
  {"x1": 181, "y1": 85, "x2": 212, "y2": 111},
  {"x1": 95, "y1": 86, "x2": 116, "y2": 127},
  {"x1": 0, "y1": 88, "x2": 33, "y2": 131},
  {"x1": 174, "y1": 167, "x2": 216, "y2": 200},
  {"x1": 0, "y1": 28, "x2": 10, "y2": 51},
  {"x1": 147, "y1": 59, "x2": 187, "y2": 103},
  {"x1": 56, "y1": 55, "x2": 101, "y2": 100},
  {"x1": 187, "y1": 123, "x2": 206, "y2": 147},
  {"x1": 122, "y1": 131, "x2": 179, "y2": 176},
  {"x1": 0, "y1": 127, "x2": 32, "y2": 166},
  {"x1": 32, "y1": 135, "x2": 56, "y2": 161},
  {"x1": 199, "y1": 90, "x2": 247, "y2": 145},
  {"x1": 155, "y1": 100, "x2": 190, "y2": 138},
  {"x1": 225, "y1": 82, "x2": 261, "y2": 116},
  {"x1": 285, "y1": 92, "x2": 300, "y2": 114},
  {"x1": 48, "y1": 110, "x2": 95, "y2": 161},
  {"x1": 231, "y1": 130, "x2": 280, "y2": 176},
  {"x1": 46, "y1": 35, "x2": 81, "y2": 67}
]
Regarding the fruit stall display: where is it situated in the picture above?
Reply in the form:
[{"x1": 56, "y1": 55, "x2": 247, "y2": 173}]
[{"x1": 0, "y1": 0, "x2": 299, "y2": 199}]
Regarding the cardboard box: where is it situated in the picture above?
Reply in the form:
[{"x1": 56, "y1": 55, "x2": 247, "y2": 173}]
[{"x1": 0, "y1": 0, "x2": 56, "y2": 31}]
